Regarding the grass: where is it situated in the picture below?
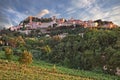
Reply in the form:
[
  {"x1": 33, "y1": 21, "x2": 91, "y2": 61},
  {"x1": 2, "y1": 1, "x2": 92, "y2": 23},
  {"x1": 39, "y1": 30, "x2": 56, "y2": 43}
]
[
  {"x1": 0, "y1": 51, "x2": 119, "y2": 80},
  {"x1": 0, "y1": 50, "x2": 19, "y2": 61},
  {"x1": 0, "y1": 59, "x2": 93, "y2": 80},
  {"x1": 0, "y1": 51, "x2": 6, "y2": 59},
  {"x1": 32, "y1": 60, "x2": 120, "y2": 80}
]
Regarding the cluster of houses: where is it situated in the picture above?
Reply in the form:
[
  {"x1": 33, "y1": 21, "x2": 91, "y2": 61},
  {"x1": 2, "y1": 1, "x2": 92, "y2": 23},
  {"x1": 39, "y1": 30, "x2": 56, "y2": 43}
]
[{"x1": 9, "y1": 16, "x2": 117, "y2": 34}]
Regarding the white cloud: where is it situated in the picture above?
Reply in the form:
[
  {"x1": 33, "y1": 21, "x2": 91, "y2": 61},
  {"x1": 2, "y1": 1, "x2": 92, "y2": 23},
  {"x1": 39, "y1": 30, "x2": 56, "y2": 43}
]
[
  {"x1": 49, "y1": 9, "x2": 61, "y2": 17},
  {"x1": 65, "y1": 7, "x2": 77, "y2": 15},
  {"x1": 0, "y1": 7, "x2": 29, "y2": 28},
  {"x1": 7, "y1": 8, "x2": 27, "y2": 19},
  {"x1": 71, "y1": 0, "x2": 95, "y2": 8},
  {"x1": 0, "y1": 22, "x2": 13, "y2": 29},
  {"x1": 70, "y1": 0, "x2": 120, "y2": 26},
  {"x1": 112, "y1": 6, "x2": 120, "y2": 10},
  {"x1": 103, "y1": 8, "x2": 120, "y2": 25},
  {"x1": 36, "y1": 9, "x2": 49, "y2": 17},
  {"x1": 66, "y1": 0, "x2": 96, "y2": 19},
  {"x1": 89, "y1": 5, "x2": 120, "y2": 25},
  {"x1": 0, "y1": 7, "x2": 30, "y2": 28},
  {"x1": 66, "y1": 7, "x2": 74, "y2": 12},
  {"x1": 5, "y1": 7, "x2": 28, "y2": 25},
  {"x1": 67, "y1": 10, "x2": 76, "y2": 15},
  {"x1": 88, "y1": 5, "x2": 104, "y2": 19}
]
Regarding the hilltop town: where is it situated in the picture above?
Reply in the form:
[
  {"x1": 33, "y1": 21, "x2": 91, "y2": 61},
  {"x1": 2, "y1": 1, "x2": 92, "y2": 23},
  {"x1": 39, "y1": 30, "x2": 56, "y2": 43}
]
[{"x1": 8, "y1": 16, "x2": 118, "y2": 35}]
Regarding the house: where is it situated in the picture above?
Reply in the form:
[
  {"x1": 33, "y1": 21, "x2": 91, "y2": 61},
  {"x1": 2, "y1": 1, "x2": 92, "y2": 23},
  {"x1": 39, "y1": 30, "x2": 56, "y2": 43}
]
[
  {"x1": 10, "y1": 25, "x2": 22, "y2": 31},
  {"x1": 18, "y1": 30, "x2": 31, "y2": 35},
  {"x1": 94, "y1": 19, "x2": 117, "y2": 29},
  {"x1": 83, "y1": 20, "x2": 98, "y2": 28}
]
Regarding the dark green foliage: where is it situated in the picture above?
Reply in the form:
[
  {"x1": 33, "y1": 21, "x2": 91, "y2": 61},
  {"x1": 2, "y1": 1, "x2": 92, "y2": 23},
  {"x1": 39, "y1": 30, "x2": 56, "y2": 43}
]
[
  {"x1": 42, "y1": 28, "x2": 120, "y2": 75},
  {"x1": 50, "y1": 26, "x2": 85, "y2": 36},
  {"x1": 31, "y1": 50, "x2": 42, "y2": 60}
]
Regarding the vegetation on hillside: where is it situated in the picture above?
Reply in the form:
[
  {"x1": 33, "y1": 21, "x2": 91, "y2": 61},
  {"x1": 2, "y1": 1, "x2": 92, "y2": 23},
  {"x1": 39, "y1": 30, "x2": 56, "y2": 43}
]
[{"x1": 0, "y1": 27, "x2": 120, "y2": 79}]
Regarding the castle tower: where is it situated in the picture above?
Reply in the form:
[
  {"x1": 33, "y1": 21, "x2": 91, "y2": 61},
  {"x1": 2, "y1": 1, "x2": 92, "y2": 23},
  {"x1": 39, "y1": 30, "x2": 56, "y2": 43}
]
[{"x1": 29, "y1": 16, "x2": 33, "y2": 23}]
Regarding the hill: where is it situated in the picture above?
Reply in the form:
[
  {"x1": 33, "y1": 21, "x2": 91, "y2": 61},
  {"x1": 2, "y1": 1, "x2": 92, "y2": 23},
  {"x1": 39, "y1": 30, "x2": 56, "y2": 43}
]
[{"x1": 0, "y1": 23, "x2": 120, "y2": 79}]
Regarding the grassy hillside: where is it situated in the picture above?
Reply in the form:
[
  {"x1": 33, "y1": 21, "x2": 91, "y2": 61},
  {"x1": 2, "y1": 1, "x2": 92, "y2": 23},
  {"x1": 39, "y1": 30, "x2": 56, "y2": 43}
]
[
  {"x1": 0, "y1": 59, "x2": 92, "y2": 80},
  {"x1": 0, "y1": 59, "x2": 119, "y2": 80}
]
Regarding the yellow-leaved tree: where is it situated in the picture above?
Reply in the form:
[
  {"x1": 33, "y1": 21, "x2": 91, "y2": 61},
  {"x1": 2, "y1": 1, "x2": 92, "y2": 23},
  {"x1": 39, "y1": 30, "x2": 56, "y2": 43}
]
[
  {"x1": 19, "y1": 50, "x2": 32, "y2": 65},
  {"x1": 4, "y1": 47, "x2": 13, "y2": 61},
  {"x1": 16, "y1": 36, "x2": 26, "y2": 47}
]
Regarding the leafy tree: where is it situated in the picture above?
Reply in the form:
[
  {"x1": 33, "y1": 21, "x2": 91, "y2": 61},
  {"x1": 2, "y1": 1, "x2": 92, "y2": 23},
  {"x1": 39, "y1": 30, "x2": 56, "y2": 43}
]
[
  {"x1": 98, "y1": 30, "x2": 117, "y2": 51},
  {"x1": 80, "y1": 50, "x2": 95, "y2": 70},
  {"x1": 8, "y1": 38, "x2": 17, "y2": 47},
  {"x1": 50, "y1": 42, "x2": 65, "y2": 63},
  {"x1": 19, "y1": 50, "x2": 32, "y2": 65},
  {"x1": 16, "y1": 36, "x2": 26, "y2": 47},
  {"x1": 84, "y1": 30, "x2": 99, "y2": 48},
  {"x1": 103, "y1": 47, "x2": 120, "y2": 74},
  {"x1": 50, "y1": 35, "x2": 85, "y2": 69},
  {"x1": 4, "y1": 47, "x2": 13, "y2": 61}
]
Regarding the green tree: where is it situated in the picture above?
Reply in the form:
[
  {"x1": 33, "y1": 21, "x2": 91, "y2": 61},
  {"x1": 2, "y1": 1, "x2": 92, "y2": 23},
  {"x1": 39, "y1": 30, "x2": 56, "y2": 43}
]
[
  {"x1": 103, "y1": 47, "x2": 120, "y2": 74},
  {"x1": 80, "y1": 50, "x2": 95, "y2": 70},
  {"x1": 50, "y1": 35, "x2": 85, "y2": 69},
  {"x1": 98, "y1": 30, "x2": 117, "y2": 51},
  {"x1": 84, "y1": 30, "x2": 100, "y2": 53}
]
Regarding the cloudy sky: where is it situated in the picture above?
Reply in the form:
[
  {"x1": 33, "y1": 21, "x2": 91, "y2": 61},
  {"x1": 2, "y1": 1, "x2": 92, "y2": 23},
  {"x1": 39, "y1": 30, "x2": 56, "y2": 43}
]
[{"x1": 0, "y1": 0, "x2": 120, "y2": 29}]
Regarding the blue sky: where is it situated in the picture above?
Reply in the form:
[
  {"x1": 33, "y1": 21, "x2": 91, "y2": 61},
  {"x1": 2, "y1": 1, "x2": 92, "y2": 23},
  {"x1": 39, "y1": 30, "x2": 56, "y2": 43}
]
[{"x1": 0, "y1": 0, "x2": 120, "y2": 28}]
